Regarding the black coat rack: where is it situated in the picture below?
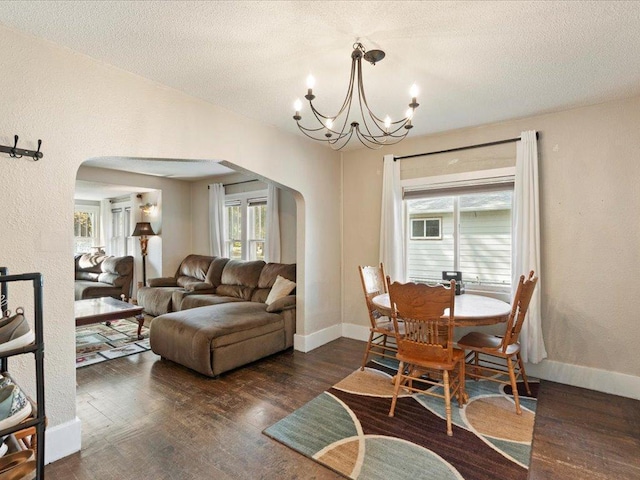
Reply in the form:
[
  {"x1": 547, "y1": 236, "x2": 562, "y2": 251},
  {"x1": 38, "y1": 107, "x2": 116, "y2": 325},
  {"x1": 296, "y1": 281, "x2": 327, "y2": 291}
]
[{"x1": 0, "y1": 135, "x2": 43, "y2": 161}]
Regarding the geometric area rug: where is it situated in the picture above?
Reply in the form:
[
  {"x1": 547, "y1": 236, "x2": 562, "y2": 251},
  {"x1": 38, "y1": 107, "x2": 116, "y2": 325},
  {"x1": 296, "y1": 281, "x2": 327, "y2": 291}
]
[
  {"x1": 263, "y1": 358, "x2": 538, "y2": 480},
  {"x1": 75, "y1": 318, "x2": 150, "y2": 368}
]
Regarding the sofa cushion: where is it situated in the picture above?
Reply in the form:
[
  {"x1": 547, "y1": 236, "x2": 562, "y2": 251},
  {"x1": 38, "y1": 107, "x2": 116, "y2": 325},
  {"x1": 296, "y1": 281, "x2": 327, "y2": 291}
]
[
  {"x1": 138, "y1": 286, "x2": 182, "y2": 316},
  {"x1": 179, "y1": 294, "x2": 244, "y2": 311},
  {"x1": 265, "y1": 275, "x2": 296, "y2": 305},
  {"x1": 252, "y1": 263, "x2": 296, "y2": 303},
  {"x1": 75, "y1": 281, "x2": 123, "y2": 300},
  {"x1": 175, "y1": 254, "x2": 214, "y2": 287},
  {"x1": 216, "y1": 260, "x2": 265, "y2": 300},
  {"x1": 76, "y1": 272, "x2": 100, "y2": 282},
  {"x1": 204, "y1": 257, "x2": 230, "y2": 287},
  {"x1": 265, "y1": 294, "x2": 297, "y2": 313},
  {"x1": 98, "y1": 256, "x2": 133, "y2": 287},
  {"x1": 76, "y1": 254, "x2": 107, "y2": 274}
]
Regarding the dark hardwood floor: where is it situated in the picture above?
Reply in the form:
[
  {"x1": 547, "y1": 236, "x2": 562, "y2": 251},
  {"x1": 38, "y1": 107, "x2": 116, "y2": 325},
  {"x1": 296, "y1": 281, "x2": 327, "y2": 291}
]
[{"x1": 47, "y1": 338, "x2": 639, "y2": 479}]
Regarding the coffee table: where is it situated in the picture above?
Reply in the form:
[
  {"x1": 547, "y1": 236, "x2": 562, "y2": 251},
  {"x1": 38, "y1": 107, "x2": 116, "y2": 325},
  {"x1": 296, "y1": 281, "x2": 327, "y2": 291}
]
[{"x1": 75, "y1": 297, "x2": 145, "y2": 339}]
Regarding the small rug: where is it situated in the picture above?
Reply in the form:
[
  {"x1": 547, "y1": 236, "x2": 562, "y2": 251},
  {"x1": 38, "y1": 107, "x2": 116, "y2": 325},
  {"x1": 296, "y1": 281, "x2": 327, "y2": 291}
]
[
  {"x1": 76, "y1": 318, "x2": 150, "y2": 368},
  {"x1": 264, "y1": 358, "x2": 538, "y2": 480}
]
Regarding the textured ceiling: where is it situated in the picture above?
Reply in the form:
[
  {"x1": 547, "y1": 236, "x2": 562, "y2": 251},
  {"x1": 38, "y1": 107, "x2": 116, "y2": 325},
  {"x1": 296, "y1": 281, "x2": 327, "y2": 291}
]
[{"x1": 2, "y1": 1, "x2": 640, "y2": 155}]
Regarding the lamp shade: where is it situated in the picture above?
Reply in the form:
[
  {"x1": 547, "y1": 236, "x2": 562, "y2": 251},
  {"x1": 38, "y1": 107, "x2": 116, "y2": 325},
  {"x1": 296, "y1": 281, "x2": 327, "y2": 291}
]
[{"x1": 131, "y1": 222, "x2": 156, "y2": 237}]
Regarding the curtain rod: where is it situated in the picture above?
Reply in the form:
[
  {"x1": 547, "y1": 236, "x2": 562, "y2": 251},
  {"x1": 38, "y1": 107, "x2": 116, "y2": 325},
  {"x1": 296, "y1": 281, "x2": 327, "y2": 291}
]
[
  {"x1": 208, "y1": 180, "x2": 260, "y2": 189},
  {"x1": 393, "y1": 131, "x2": 539, "y2": 161}
]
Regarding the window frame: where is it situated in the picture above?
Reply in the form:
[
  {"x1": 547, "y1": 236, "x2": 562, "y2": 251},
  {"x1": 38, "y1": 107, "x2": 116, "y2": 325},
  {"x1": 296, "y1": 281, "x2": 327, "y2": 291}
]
[
  {"x1": 224, "y1": 190, "x2": 268, "y2": 261},
  {"x1": 409, "y1": 216, "x2": 442, "y2": 240},
  {"x1": 402, "y1": 167, "x2": 515, "y2": 295},
  {"x1": 73, "y1": 203, "x2": 101, "y2": 254}
]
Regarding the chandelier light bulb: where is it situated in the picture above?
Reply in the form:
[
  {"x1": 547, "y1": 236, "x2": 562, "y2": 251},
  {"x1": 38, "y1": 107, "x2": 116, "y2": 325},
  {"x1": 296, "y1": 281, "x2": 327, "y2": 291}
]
[
  {"x1": 306, "y1": 74, "x2": 316, "y2": 89},
  {"x1": 406, "y1": 108, "x2": 414, "y2": 120},
  {"x1": 410, "y1": 83, "x2": 419, "y2": 98},
  {"x1": 326, "y1": 118, "x2": 334, "y2": 130},
  {"x1": 294, "y1": 99, "x2": 302, "y2": 112},
  {"x1": 384, "y1": 116, "x2": 391, "y2": 131}
]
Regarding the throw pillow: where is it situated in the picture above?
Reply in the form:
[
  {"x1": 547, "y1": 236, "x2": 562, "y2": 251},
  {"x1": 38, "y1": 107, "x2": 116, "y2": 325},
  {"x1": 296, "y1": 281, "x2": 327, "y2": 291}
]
[{"x1": 265, "y1": 275, "x2": 296, "y2": 306}]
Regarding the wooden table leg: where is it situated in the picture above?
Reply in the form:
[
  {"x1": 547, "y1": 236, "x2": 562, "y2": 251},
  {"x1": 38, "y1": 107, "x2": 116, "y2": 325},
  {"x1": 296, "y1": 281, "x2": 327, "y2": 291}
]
[{"x1": 136, "y1": 314, "x2": 145, "y2": 340}]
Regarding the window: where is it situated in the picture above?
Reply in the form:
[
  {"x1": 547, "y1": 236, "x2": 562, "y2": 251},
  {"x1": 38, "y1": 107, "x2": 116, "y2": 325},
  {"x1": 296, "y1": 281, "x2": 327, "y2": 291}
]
[
  {"x1": 224, "y1": 191, "x2": 267, "y2": 261},
  {"x1": 404, "y1": 174, "x2": 514, "y2": 291},
  {"x1": 73, "y1": 205, "x2": 100, "y2": 254},
  {"x1": 410, "y1": 217, "x2": 442, "y2": 240},
  {"x1": 110, "y1": 205, "x2": 132, "y2": 256}
]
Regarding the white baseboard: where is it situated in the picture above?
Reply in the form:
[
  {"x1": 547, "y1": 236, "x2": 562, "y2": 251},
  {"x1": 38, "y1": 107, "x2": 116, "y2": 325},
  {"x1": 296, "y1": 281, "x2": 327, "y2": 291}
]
[
  {"x1": 294, "y1": 323, "x2": 342, "y2": 353},
  {"x1": 44, "y1": 416, "x2": 82, "y2": 464},
  {"x1": 524, "y1": 359, "x2": 640, "y2": 401},
  {"x1": 341, "y1": 322, "x2": 640, "y2": 401}
]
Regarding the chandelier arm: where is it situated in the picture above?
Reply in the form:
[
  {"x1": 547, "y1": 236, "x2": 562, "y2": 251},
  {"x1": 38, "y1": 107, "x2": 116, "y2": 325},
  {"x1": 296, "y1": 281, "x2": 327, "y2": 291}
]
[
  {"x1": 356, "y1": 64, "x2": 388, "y2": 126},
  {"x1": 353, "y1": 126, "x2": 385, "y2": 150},
  {"x1": 358, "y1": 126, "x2": 411, "y2": 144},
  {"x1": 297, "y1": 123, "x2": 351, "y2": 142}
]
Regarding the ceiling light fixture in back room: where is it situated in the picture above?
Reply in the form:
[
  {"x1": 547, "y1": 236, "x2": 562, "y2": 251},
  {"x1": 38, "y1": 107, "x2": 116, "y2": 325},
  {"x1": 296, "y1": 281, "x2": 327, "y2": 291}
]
[{"x1": 292, "y1": 42, "x2": 419, "y2": 150}]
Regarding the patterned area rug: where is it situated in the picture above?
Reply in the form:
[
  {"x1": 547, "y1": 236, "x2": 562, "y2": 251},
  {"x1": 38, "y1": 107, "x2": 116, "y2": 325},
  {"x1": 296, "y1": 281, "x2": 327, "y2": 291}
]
[
  {"x1": 76, "y1": 318, "x2": 150, "y2": 368},
  {"x1": 264, "y1": 358, "x2": 538, "y2": 480}
]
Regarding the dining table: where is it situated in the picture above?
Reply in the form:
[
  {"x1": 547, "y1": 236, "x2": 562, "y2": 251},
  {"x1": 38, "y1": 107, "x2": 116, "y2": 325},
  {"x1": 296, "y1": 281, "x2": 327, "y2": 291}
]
[{"x1": 371, "y1": 292, "x2": 512, "y2": 326}]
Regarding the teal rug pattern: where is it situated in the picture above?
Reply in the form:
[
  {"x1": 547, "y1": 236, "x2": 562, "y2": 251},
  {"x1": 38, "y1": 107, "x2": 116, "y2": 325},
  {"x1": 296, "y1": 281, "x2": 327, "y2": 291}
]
[{"x1": 264, "y1": 359, "x2": 538, "y2": 480}]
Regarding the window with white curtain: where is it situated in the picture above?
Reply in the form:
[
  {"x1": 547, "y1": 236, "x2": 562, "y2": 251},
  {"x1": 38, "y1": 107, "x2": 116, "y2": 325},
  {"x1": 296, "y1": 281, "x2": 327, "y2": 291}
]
[
  {"x1": 224, "y1": 191, "x2": 267, "y2": 260},
  {"x1": 404, "y1": 172, "x2": 514, "y2": 292}
]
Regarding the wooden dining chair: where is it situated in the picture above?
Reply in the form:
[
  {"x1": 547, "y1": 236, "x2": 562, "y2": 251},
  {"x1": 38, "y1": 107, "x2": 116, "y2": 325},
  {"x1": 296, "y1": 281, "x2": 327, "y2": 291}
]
[
  {"x1": 457, "y1": 270, "x2": 538, "y2": 415},
  {"x1": 387, "y1": 280, "x2": 465, "y2": 436},
  {"x1": 358, "y1": 264, "x2": 400, "y2": 370}
]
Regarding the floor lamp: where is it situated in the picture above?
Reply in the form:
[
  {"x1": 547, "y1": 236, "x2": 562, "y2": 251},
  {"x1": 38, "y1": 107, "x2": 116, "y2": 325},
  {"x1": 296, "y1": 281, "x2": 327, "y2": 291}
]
[{"x1": 131, "y1": 222, "x2": 156, "y2": 287}]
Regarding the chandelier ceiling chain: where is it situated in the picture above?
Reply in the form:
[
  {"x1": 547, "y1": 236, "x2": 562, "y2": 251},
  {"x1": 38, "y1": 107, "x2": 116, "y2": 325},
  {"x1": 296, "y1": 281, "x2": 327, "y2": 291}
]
[{"x1": 292, "y1": 42, "x2": 419, "y2": 150}]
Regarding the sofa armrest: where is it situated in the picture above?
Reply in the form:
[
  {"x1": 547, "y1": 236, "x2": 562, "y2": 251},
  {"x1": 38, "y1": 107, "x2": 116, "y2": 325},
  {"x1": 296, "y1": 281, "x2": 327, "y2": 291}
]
[
  {"x1": 266, "y1": 295, "x2": 296, "y2": 313},
  {"x1": 183, "y1": 282, "x2": 216, "y2": 293},
  {"x1": 147, "y1": 277, "x2": 178, "y2": 287}
]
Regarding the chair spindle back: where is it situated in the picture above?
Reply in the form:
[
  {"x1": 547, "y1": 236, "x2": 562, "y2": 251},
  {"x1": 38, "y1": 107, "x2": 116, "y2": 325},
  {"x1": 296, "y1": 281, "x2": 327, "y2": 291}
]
[
  {"x1": 388, "y1": 280, "x2": 456, "y2": 363},
  {"x1": 358, "y1": 264, "x2": 388, "y2": 327},
  {"x1": 501, "y1": 270, "x2": 538, "y2": 351}
]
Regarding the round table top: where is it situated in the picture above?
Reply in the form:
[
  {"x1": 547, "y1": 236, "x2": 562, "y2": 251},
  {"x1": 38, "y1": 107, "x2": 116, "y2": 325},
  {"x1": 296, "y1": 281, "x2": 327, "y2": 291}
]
[{"x1": 371, "y1": 292, "x2": 512, "y2": 326}]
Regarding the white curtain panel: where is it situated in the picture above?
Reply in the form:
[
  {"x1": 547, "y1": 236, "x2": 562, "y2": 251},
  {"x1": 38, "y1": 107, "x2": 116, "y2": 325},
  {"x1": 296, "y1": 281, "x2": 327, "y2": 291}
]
[
  {"x1": 379, "y1": 154, "x2": 406, "y2": 282},
  {"x1": 99, "y1": 199, "x2": 112, "y2": 255},
  {"x1": 266, "y1": 184, "x2": 281, "y2": 262},
  {"x1": 208, "y1": 183, "x2": 226, "y2": 257},
  {"x1": 513, "y1": 130, "x2": 547, "y2": 363}
]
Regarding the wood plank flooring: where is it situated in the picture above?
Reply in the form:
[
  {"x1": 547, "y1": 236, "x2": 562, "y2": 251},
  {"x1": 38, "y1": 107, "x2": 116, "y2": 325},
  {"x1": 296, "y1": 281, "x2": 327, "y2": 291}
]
[{"x1": 47, "y1": 338, "x2": 639, "y2": 479}]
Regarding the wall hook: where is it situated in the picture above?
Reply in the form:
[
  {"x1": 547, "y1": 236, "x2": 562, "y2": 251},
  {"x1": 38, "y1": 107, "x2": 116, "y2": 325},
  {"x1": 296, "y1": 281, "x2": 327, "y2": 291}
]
[
  {"x1": 33, "y1": 140, "x2": 42, "y2": 161},
  {"x1": 10, "y1": 135, "x2": 22, "y2": 158},
  {"x1": 1, "y1": 134, "x2": 44, "y2": 160}
]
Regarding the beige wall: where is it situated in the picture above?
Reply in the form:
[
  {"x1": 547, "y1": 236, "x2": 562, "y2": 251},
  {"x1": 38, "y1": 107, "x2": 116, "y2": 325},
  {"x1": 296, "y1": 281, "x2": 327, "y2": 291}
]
[
  {"x1": 0, "y1": 25, "x2": 341, "y2": 443},
  {"x1": 342, "y1": 95, "x2": 640, "y2": 379}
]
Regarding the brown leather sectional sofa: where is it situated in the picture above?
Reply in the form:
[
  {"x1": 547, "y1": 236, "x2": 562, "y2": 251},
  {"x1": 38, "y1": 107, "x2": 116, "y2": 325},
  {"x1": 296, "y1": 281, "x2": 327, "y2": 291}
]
[
  {"x1": 138, "y1": 255, "x2": 296, "y2": 377},
  {"x1": 74, "y1": 253, "x2": 134, "y2": 300}
]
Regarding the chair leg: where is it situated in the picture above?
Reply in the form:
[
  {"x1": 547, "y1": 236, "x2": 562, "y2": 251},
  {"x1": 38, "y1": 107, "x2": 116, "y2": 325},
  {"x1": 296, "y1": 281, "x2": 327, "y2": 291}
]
[
  {"x1": 517, "y1": 353, "x2": 532, "y2": 395},
  {"x1": 473, "y1": 351, "x2": 480, "y2": 379},
  {"x1": 443, "y1": 370, "x2": 452, "y2": 436},
  {"x1": 458, "y1": 360, "x2": 466, "y2": 407},
  {"x1": 506, "y1": 356, "x2": 521, "y2": 415},
  {"x1": 360, "y1": 331, "x2": 374, "y2": 371},
  {"x1": 389, "y1": 361, "x2": 404, "y2": 417}
]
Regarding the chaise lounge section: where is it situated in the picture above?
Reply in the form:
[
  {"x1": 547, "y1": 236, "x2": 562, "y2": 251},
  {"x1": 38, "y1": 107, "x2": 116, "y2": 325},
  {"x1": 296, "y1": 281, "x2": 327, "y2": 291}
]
[{"x1": 142, "y1": 257, "x2": 296, "y2": 377}]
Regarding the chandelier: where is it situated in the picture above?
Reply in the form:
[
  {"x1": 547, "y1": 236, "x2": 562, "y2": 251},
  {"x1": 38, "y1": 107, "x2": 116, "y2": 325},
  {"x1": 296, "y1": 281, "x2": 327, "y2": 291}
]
[{"x1": 292, "y1": 42, "x2": 419, "y2": 150}]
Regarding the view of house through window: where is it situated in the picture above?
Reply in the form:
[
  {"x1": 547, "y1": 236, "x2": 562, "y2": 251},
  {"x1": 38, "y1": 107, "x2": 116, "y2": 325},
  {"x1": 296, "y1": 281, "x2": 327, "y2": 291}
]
[
  {"x1": 225, "y1": 191, "x2": 267, "y2": 261},
  {"x1": 406, "y1": 189, "x2": 513, "y2": 290}
]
